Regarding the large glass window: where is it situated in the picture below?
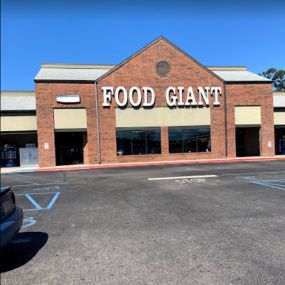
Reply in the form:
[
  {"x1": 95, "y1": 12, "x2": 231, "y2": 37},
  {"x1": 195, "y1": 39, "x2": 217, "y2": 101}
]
[
  {"x1": 169, "y1": 127, "x2": 211, "y2": 153},
  {"x1": 116, "y1": 129, "x2": 161, "y2": 156}
]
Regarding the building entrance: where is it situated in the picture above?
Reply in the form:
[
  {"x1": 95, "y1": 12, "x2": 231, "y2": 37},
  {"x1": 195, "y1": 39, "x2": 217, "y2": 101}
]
[
  {"x1": 55, "y1": 131, "x2": 86, "y2": 165},
  {"x1": 275, "y1": 127, "x2": 285, "y2": 155},
  {"x1": 236, "y1": 127, "x2": 260, "y2": 157}
]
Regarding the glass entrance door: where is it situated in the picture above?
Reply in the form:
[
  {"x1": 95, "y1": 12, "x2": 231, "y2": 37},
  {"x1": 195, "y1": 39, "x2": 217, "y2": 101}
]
[{"x1": 55, "y1": 132, "x2": 85, "y2": 165}]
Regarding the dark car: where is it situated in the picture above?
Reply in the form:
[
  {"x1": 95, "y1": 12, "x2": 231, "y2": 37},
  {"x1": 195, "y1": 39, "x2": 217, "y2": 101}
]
[{"x1": 0, "y1": 186, "x2": 23, "y2": 249}]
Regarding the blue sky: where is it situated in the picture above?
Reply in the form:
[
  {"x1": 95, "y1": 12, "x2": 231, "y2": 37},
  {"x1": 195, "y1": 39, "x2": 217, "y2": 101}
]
[{"x1": 1, "y1": 0, "x2": 285, "y2": 90}]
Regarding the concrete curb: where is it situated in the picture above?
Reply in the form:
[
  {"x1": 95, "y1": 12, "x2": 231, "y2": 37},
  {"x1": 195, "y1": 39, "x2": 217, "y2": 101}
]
[{"x1": 2, "y1": 156, "x2": 285, "y2": 174}]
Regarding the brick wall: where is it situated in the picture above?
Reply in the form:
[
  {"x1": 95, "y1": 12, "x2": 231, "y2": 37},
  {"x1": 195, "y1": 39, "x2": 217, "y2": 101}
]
[
  {"x1": 35, "y1": 82, "x2": 98, "y2": 167},
  {"x1": 225, "y1": 83, "x2": 274, "y2": 157},
  {"x1": 97, "y1": 38, "x2": 226, "y2": 163}
]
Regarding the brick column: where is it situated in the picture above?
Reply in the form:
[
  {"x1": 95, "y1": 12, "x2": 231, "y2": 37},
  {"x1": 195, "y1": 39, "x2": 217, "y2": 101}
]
[
  {"x1": 260, "y1": 105, "x2": 275, "y2": 156},
  {"x1": 161, "y1": 126, "x2": 169, "y2": 156},
  {"x1": 83, "y1": 132, "x2": 89, "y2": 164},
  {"x1": 37, "y1": 108, "x2": 56, "y2": 167},
  {"x1": 86, "y1": 107, "x2": 99, "y2": 164},
  {"x1": 226, "y1": 104, "x2": 237, "y2": 158}
]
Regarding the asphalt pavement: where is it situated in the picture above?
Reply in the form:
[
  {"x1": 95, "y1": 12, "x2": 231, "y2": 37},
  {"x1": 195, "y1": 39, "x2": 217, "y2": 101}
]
[{"x1": 1, "y1": 160, "x2": 285, "y2": 284}]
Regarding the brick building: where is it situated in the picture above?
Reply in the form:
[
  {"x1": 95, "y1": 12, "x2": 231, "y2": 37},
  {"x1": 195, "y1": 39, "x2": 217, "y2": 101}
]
[{"x1": 1, "y1": 37, "x2": 285, "y2": 167}]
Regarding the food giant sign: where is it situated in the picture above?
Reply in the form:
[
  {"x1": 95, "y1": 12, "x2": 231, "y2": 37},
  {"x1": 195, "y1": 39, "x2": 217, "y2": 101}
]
[{"x1": 102, "y1": 86, "x2": 222, "y2": 107}]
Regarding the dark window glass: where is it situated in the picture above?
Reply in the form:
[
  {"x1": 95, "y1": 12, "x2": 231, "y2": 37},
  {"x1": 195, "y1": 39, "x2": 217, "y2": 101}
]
[
  {"x1": 183, "y1": 129, "x2": 196, "y2": 153},
  {"x1": 116, "y1": 129, "x2": 161, "y2": 156},
  {"x1": 116, "y1": 131, "x2": 132, "y2": 155},
  {"x1": 197, "y1": 128, "x2": 211, "y2": 152},
  {"x1": 169, "y1": 128, "x2": 211, "y2": 153},
  {"x1": 168, "y1": 130, "x2": 183, "y2": 153},
  {"x1": 147, "y1": 131, "x2": 161, "y2": 154},
  {"x1": 132, "y1": 131, "x2": 146, "y2": 155}
]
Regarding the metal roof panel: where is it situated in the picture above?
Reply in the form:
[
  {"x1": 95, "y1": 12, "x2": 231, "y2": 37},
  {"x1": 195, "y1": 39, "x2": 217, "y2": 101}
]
[
  {"x1": 1, "y1": 92, "x2": 36, "y2": 111},
  {"x1": 211, "y1": 70, "x2": 272, "y2": 82},
  {"x1": 35, "y1": 67, "x2": 112, "y2": 81}
]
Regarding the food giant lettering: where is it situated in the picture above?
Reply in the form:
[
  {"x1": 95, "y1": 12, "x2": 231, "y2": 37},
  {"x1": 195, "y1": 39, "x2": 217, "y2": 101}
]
[{"x1": 102, "y1": 86, "x2": 222, "y2": 107}]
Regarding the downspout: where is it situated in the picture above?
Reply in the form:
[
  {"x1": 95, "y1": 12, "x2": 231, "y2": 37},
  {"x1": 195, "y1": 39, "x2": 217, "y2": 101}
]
[
  {"x1": 224, "y1": 84, "x2": 228, "y2": 158},
  {"x1": 94, "y1": 81, "x2": 101, "y2": 164}
]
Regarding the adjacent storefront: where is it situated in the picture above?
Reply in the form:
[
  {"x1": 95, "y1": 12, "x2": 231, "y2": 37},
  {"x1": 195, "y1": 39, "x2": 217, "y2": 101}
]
[{"x1": 0, "y1": 92, "x2": 38, "y2": 167}]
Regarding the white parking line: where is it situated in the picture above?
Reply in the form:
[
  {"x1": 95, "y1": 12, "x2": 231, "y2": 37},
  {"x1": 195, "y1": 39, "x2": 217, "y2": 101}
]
[
  {"x1": 6, "y1": 173, "x2": 37, "y2": 184},
  {"x1": 12, "y1": 173, "x2": 58, "y2": 183},
  {"x1": 148, "y1": 174, "x2": 218, "y2": 181},
  {"x1": 12, "y1": 182, "x2": 67, "y2": 188}
]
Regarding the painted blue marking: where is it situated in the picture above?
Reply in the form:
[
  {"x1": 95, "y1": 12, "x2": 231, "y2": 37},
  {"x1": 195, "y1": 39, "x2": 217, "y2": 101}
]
[
  {"x1": 22, "y1": 217, "x2": 36, "y2": 228},
  {"x1": 266, "y1": 183, "x2": 285, "y2": 188},
  {"x1": 252, "y1": 181, "x2": 285, "y2": 191},
  {"x1": 16, "y1": 191, "x2": 61, "y2": 211},
  {"x1": 46, "y1": 192, "x2": 61, "y2": 209},
  {"x1": 25, "y1": 194, "x2": 42, "y2": 210},
  {"x1": 262, "y1": 179, "x2": 285, "y2": 182}
]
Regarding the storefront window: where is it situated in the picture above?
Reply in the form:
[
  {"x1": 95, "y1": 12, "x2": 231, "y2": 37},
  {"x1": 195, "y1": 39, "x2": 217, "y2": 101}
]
[
  {"x1": 116, "y1": 129, "x2": 161, "y2": 155},
  {"x1": 169, "y1": 127, "x2": 211, "y2": 153},
  {"x1": 116, "y1": 131, "x2": 132, "y2": 155},
  {"x1": 168, "y1": 130, "x2": 182, "y2": 153}
]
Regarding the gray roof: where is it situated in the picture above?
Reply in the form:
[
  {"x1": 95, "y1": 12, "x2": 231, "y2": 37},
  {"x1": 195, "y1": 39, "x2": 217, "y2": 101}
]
[
  {"x1": 35, "y1": 64, "x2": 114, "y2": 81},
  {"x1": 35, "y1": 64, "x2": 271, "y2": 83},
  {"x1": 1, "y1": 91, "x2": 35, "y2": 111},
  {"x1": 211, "y1": 70, "x2": 271, "y2": 82}
]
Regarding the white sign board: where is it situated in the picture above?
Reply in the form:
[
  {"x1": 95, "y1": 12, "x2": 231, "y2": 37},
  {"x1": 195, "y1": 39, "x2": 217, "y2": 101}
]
[{"x1": 57, "y1": 95, "x2": 80, "y2": 104}]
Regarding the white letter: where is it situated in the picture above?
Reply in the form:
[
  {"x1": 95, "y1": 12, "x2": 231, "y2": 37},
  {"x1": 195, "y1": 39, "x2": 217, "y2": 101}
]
[
  {"x1": 102, "y1": 87, "x2": 113, "y2": 107},
  {"x1": 129, "y1": 86, "x2": 142, "y2": 107},
  {"x1": 198, "y1": 87, "x2": 210, "y2": 106},
  {"x1": 177, "y1": 87, "x2": 184, "y2": 106},
  {"x1": 142, "y1": 87, "x2": 155, "y2": 107},
  {"x1": 211, "y1": 87, "x2": 222, "y2": 106},
  {"x1": 185, "y1": 87, "x2": 197, "y2": 106},
  {"x1": 115, "y1": 86, "x2": 128, "y2": 107},
  {"x1": 165, "y1": 87, "x2": 177, "y2": 107}
]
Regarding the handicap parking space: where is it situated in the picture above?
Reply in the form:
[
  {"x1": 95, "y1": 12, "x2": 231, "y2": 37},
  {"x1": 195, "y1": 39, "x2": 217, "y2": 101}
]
[
  {"x1": 18, "y1": 191, "x2": 60, "y2": 230},
  {"x1": 1, "y1": 173, "x2": 66, "y2": 232},
  {"x1": 16, "y1": 191, "x2": 61, "y2": 212}
]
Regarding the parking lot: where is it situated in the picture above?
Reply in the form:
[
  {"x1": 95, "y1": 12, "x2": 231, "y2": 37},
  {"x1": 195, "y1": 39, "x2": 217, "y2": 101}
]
[{"x1": 1, "y1": 160, "x2": 285, "y2": 284}]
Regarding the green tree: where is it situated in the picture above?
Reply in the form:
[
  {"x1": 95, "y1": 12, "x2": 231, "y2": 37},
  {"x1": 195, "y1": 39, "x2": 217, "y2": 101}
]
[{"x1": 260, "y1": 68, "x2": 285, "y2": 91}]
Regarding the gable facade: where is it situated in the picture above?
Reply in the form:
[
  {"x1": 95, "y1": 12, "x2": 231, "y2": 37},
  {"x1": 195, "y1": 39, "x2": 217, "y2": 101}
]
[{"x1": 33, "y1": 37, "x2": 275, "y2": 167}]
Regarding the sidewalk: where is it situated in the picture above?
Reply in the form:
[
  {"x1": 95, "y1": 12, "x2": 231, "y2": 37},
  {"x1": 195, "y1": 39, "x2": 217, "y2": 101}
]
[{"x1": 1, "y1": 155, "x2": 285, "y2": 174}]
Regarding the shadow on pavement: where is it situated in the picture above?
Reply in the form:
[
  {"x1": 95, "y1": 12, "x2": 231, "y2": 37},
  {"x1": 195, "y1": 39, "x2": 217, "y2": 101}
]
[{"x1": 0, "y1": 232, "x2": 48, "y2": 273}]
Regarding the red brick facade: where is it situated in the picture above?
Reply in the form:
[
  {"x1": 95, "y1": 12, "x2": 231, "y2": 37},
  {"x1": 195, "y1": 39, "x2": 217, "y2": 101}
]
[
  {"x1": 35, "y1": 38, "x2": 274, "y2": 167},
  {"x1": 225, "y1": 83, "x2": 275, "y2": 158},
  {"x1": 36, "y1": 83, "x2": 99, "y2": 167}
]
